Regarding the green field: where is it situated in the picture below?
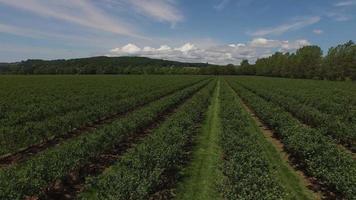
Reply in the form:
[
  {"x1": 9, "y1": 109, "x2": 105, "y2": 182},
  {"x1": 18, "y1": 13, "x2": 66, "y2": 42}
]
[{"x1": 0, "y1": 75, "x2": 355, "y2": 200}]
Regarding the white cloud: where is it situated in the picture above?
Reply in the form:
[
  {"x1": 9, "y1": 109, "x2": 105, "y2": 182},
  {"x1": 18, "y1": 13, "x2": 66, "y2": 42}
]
[
  {"x1": 250, "y1": 16, "x2": 321, "y2": 36},
  {"x1": 250, "y1": 38, "x2": 310, "y2": 50},
  {"x1": 174, "y1": 43, "x2": 196, "y2": 52},
  {"x1": 334, "y1": 1, "x2": 356, "y2": 6},
  {"x1": 313, "y1": 29, "x2": 323, "y2": 34},
  {"x1": 0, "y1": 0, "x2": 186, "y2": 44},
  {"x1": 0, "y1": 0, "x2": 143, "y2": 38},
  {"x1": 250, "y1": 38, "x2": 279, "y2": 47},
  {"x1": 280, "y1": 40, "x2": 310, "y2": 51},
  {"x1": 157, "y1": 45, "x2": 172, "y2": 51},
  {"x1": 108, "y1": 39, "x2": 311, "y2": 65},
  {"x1": 228, "y1": 43, "x2": 246, "y2": 48},
  {"x1": 143, "y1": 46, "x2": 156, "y2": 51},
  {"x1": 126, "y1": 0, "x2": 183, "y2": 24},
  {"x1": 111, "y1": 43, "x2": 141, "y2": 54}
]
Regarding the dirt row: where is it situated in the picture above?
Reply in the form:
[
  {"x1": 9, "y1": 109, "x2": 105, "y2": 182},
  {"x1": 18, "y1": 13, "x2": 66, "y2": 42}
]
[
  {"x1": 239, "y1": 84, "x2": 356, "y2": 155},
  {"x1": 237, "y1": 94, "x2": 339, "y2": 200}
]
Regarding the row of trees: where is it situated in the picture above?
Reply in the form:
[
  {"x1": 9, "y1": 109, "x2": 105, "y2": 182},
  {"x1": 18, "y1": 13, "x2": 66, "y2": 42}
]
[
  {"x1": 1, "y1": 40, "x2": 355, "y2": 79},
  {"x1": 0, "y1": 56, "x2": 215, "y2": 75},
  {"x1": 0, "y1": 56, "x2": 240, "y2": 75},
  {"x1": 237, "y1": 41, "x2": 356, "y2": 80}
]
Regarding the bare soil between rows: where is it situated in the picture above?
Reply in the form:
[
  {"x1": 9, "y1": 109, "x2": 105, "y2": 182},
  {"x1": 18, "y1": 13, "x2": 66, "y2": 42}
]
[
  {"x1": 227, "y1": 81, "x2": 342, "y2": 200},
  {"x1": 239, "y1": 84, "x2": 356, "y2": 156}
]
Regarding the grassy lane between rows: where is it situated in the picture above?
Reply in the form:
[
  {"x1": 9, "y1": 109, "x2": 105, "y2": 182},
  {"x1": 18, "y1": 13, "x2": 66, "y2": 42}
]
[
  {"x1": 219, "y1": 80, "x2": 287, "y2": 199},
  {"x1": 174, "y1": 79, "x2": 222, "y2": 200},
  {"x1": 226, "y1": 79, "x2": 356, "y2": 199},
  {"x1": 236, "y1": 80, "x2": 356, "y2": 152},
  {"x1": 78, "y1": 80, "x2": 216, "y2": 200},
  {"x1": 0, "y1": 80, "x2": 211, "y2": 199},
  {"x1": 241, "y1": 104, "x2": 317, "y2": 200}
]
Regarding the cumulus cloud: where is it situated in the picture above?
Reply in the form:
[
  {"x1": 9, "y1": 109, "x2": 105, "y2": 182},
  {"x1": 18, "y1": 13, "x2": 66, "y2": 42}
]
[
  {"x1": 250, "y1": 38, "x2": 280, "y2": 48},
  {"x1": 157, "y1": 45, "x2": 172, "y2": 51},
  {"x1": 107, "y1": 38, "x2": 311, "y2": 65},
  {"x1": 250, "y1": 16, "x2": 321, "y2": 36},
  {"x1": 174, "y1": 43, "x2": 196, "y2": 52},
  {"x1": 111, "y1": 43, "x2": 141, "y2": 54},
  {"x1": 249, "y1": 38, "x2": 310, "y2": 50},
  {"x1": 228, "y1": 43, "x2": 246, "y2": 48}
]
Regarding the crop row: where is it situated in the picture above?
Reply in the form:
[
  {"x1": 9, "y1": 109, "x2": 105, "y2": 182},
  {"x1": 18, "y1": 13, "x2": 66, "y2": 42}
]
[
  {"x1": 235, "y1": 77, "x2": 356, "y2": 123},
  {"x1": 0, "y1": 79, "x2": 210, "y2": 200},
  {"x1": 0, "y1": 76, "x2": 197, "y2": 126},
  {"x1": 235, "y1": 80, "x2": 356, "y2": 151},
  {"x1": 79, "y1": 80, "x2": 216, "y2": 200},
  {"x1": 227, "y1": 79, "x2": 356, "y2": 199},
  {"x1": 0, "y1": 76, "x2": 206, "y2": 156},
  {"x1": 218, "y1": 80, "x2": 288, "y2": 199}
]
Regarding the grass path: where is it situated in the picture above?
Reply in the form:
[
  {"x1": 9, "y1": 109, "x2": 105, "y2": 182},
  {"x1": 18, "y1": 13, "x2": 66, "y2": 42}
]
[
  {"x1": 238, "y1": 98, "x2": 318, "y2": 200},
  {"x1": 174, "y1": 79, "x2": 222, "y2": 200}
]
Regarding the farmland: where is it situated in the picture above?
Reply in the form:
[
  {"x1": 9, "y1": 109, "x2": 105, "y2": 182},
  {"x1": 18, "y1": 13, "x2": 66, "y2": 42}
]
[{"x1": 0, "y1": 75, "x2": 355, "y2": 200}]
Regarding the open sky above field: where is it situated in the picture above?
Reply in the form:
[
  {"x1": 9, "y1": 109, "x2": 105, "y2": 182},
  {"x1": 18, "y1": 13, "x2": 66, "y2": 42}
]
[{"x1": 0, "y1": 0, "x2": 355, "y2": 64}]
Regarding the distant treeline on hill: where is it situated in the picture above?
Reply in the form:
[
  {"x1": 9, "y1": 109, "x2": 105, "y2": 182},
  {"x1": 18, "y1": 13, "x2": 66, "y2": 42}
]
[
  {"x1": 237, "y1": 40, "x2": 356, "y2": 81},
  {"x1": 0, "y1": 40, "x2": 355, "y2": 80},
  {"x1": 0, "y1": 56, "x2": 234, "y2": 75}
]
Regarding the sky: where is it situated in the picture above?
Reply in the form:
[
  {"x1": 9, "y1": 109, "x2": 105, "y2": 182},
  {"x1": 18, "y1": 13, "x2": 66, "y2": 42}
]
[{"x1": 0, "y1": 0, "x2": 355, "y2": 64}]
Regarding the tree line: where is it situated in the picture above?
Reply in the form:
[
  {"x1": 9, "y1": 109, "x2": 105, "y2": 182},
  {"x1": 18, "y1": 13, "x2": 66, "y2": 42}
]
[
  {"x1": 0, "y1": 57, "x2": 211, "y2": 75},
  {"x1": 237, "y1": 40, "x2": 356, "y2": 80},
  {"x1": 0, "y1": 56, "x2": 241, "y2": 75},
  {"x1": 0, "y1": 40, "x2": 355, "y2": 80}
]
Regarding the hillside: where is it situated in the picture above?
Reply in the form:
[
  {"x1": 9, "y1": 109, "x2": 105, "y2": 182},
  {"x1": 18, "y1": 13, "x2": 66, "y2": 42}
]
[{"x1": 0, "y1": 56, "x2": 217, "y2": 75}]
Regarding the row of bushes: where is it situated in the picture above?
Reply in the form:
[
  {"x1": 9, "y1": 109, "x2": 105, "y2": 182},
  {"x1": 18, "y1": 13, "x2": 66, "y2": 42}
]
[
  {"x1": 236, "y1": 80, "x2": 356, "y2": 151},
  {"x1": 0, "y1": 79, "x2": 210, "y2": 199},
  {"x1": 228, "y1": 80, "x2": 356, "y2": 199},
  {"x1": 219, "y1": 81, "x2": 288, "y2": 199},
  {"x1": 79, "y1": 80, "x2": 216, "y2": 199}
]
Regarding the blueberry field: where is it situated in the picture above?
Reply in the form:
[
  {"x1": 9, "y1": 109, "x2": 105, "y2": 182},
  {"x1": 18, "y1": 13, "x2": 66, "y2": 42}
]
[{"x1": 0, "y1": 75, "x2": 355, "y2": 200}]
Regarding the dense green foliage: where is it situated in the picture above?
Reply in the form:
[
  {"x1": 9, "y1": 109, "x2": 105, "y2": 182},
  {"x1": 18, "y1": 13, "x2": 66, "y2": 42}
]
[
  {"x1": 0, "y1": 75, "x2": 354, "y2": 199},
  {"x1": 235, "y1": 77, "x2": 356, "y2": 151},
  {"x1": 174, "y1": 80, "x2": 222, "y2": 200},
  {"x1": 1, "y1": 41, "x2": 354, "y2": 79},
  {"x1": 226, "y1": 78, "x2": 356, "y2": 199},
  {"x1": 0, "y1": 75, "x2": 206, "y2": 155},
  {"x1": 0, "y1": 78, "x2": 210, "y2": 199},
  {"x1": 79, "y1": 81, "x2": 215, "y2": 200},
  {"x1": 234, "y1": 77, "x2": 356, "y2": 118},
  {"x1": 219, "y1": 80, "x2": 288, "y2": 199},
  {"x1": 237, "y1": 41, "x2": 356, "y2": 80},
  {"x1": 0, "y1": 57, "x2": 213, "y2": 75}
]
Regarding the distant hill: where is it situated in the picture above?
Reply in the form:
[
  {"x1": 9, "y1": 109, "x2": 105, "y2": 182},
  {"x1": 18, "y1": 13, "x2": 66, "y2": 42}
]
[
  {"x1": 0, "y1": 62, "x2": 17, "y2": 73},
  {"x1": 0, "y1": 56, "x2": 223, "y2": 75}
]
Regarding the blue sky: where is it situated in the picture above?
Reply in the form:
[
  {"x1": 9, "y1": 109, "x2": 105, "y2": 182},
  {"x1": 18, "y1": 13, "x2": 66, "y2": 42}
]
[{"x1": 0, "y1": 0, "x2": 355, "y2": 64}]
